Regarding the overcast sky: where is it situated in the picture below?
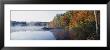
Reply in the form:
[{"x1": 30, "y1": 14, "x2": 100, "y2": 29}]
[{"x1": 11, "y1": 11, "x2": 67, "y2": 22}]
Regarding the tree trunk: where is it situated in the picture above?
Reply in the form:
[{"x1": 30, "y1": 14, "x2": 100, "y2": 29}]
[{"x1": 94, "y1": 10, "x2": 98, "y2": 39}]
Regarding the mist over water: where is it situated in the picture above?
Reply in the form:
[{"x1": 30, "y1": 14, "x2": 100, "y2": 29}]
[{"x1": 11, "y1": 26, "x2": 56, "y2": 40}]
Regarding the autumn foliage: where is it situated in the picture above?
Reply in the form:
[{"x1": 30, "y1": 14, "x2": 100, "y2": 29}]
[{"x1": 49, "y1": 10, "x2": 100, "y2": 40}]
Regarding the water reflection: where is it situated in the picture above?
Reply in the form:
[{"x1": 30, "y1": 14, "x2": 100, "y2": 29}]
[{"x1": 11, "y1": 26, "x2": 77, "y2": 40}]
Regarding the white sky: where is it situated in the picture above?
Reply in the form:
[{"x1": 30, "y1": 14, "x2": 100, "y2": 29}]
[{"x1": 11, "y1": 11, "x2": 67, "y2": 22}]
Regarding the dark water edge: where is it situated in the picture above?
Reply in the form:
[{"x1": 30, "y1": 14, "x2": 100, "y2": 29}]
[{"x1": 49, "y1": 28, "x2": 77, "y2": 40}]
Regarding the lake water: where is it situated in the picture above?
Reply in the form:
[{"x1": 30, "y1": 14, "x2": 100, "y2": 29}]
[{"x1": 11, "y1": 26, "x2": 56, "y2": 40}]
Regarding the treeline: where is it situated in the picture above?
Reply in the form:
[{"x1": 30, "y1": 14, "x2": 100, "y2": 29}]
[
  {"x1": 11, "y1": 21, "x2": 27, "y2": 26},
  {"x1": 11, "y1": 21, "x2": 48, "y2": 26},
  {"x1": 48, "y1": 10, "x2": 100, "y2": 40}
]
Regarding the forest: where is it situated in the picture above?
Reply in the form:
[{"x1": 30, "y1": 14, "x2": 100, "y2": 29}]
[
  {"x1": 48, "y1": 10, "x2": 100, "y2": 40},
  {"x1": 11, "y1": 10, "x2": 100, "y2": 40}
]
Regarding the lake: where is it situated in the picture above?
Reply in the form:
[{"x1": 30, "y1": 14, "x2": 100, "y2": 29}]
[
  {"x1": 11, "y1": 26, "x2": 77, "y2": 40},
  {"x1": 11, "y1": 26, "x2": 56, "y2": 40}
]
